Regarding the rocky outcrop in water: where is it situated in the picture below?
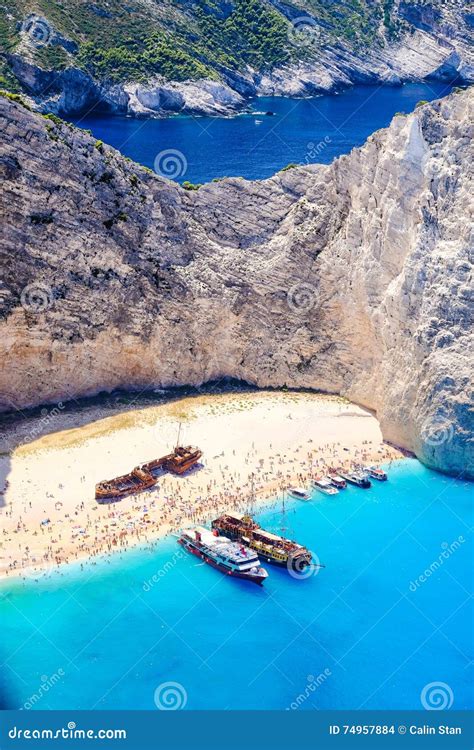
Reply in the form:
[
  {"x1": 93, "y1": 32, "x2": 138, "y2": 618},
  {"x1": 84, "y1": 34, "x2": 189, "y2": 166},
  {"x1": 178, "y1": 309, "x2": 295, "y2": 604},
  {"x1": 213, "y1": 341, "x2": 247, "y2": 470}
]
[{"x1": 0, "y1": 88, "x2": 472, "y2": 478}]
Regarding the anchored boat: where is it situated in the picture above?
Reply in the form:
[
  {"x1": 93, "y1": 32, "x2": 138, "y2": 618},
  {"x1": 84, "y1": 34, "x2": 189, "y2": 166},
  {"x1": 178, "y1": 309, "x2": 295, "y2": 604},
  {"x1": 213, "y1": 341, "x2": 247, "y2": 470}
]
[
  {"x1": 312, "y1": 478, "x2": 339, "y2": 496},
  {"x1": 178, "y1": 526, "x2": 268, "y2": 585},
  {"x1": 339, "y1": 471, "x2": 371, "y2": 488},
  {"x1": 366, "y1": 466, "x2": 388, "y2": 481},
  {"x1": 327, "y1": 471, "x2": 347, "y2": 489},
  {"x1": 211, "y1": 512, "x2": 313, "y2": 570},
  {"x1": 288, "y1": 487, "x2": 311, "y2": 500}
]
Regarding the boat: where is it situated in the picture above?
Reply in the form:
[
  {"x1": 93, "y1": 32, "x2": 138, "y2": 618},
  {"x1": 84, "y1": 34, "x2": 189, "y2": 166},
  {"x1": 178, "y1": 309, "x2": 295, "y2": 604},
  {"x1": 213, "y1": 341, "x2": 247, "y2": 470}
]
[
  {"x1": 366, "y1": 466, "x2": 388, "y2": 481},
  {"x1": 326, "y1": 473, "x2": 346, "y2": 489},
  {"x1": 211, "y1": 512, "x2": 313, "y2": 570},
  {"x1": 95, "y1": 425, "x2": 202, "y2": 501},
  {"x1": 339, "y1": 471, "x2": 371, "y2": 489},
  {"x1": 311, "y1": 478, "x2": 339, "y2": 496},
  {"x1": 288, "y1": 487, "x2": 311, "y2": 500},
  {"x1": 353, "y1": 464, "x2": 370, "y2": 477},
  {"x1": 141, "y1": 445, "x2": 202, "y2": 476},
  {"x1": 95, "y1": 466, "x2": 157, "y2": 501},
  {"x1": 178, "y1": 527, "x2": 268, "y2": 585}
]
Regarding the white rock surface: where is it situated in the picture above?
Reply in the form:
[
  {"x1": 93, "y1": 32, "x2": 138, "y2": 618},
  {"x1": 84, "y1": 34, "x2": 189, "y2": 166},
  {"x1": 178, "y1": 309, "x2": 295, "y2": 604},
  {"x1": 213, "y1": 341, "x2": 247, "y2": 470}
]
[
  {"x1": 7, "y1": 0, "x2": 473, "y2": 117},
  {"x1": 0, "y1": 89, "x2": 472, "y2": 478},
  {"x1": 123, "y1": 79, "x2": 244, "y2": 117}
]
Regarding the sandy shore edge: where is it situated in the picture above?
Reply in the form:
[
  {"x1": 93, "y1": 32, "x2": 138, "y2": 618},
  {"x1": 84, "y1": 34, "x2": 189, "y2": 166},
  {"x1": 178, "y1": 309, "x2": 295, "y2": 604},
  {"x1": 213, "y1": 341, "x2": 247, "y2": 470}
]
[{"x1": 0, "y1": 391, "x2": 404, "y2": 583}]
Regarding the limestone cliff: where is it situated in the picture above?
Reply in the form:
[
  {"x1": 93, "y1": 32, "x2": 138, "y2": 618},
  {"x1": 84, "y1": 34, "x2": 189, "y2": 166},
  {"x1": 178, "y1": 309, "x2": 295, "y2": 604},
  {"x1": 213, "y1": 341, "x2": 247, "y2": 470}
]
[
  {"x1": 0, "y1": 88, "x2": 472, "y2": 478},
  {"x1": 2, "y1": 0, "x2": 473, "y2": 117}
]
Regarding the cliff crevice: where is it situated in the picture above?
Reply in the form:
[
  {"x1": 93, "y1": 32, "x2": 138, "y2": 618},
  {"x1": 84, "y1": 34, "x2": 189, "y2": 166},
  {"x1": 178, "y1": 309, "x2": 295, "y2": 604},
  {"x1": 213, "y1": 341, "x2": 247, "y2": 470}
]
[{"x1": 0, "y1": 88, "x2": 472, "y2": 477}]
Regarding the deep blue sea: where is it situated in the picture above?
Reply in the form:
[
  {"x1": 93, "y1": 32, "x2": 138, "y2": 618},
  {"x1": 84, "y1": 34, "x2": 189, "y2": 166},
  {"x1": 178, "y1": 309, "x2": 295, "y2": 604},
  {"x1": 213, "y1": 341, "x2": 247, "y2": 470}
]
[
  {"x1": 69, "y1": 82, "x2": 454, "y2": 184},
  {"x1": 1, "y1": 459, "x2": 472, "y2": 711}
]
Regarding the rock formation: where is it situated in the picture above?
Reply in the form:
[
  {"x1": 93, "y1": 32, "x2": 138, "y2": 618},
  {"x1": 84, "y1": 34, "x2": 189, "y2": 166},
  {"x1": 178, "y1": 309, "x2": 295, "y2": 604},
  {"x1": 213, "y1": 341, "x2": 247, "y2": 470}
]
[
  {"x1": 2, "y1": 1, "x2": 473, "y2": 117},
  {"x1": 0, "y1": 88, "x2": 472, "y2": 478}
]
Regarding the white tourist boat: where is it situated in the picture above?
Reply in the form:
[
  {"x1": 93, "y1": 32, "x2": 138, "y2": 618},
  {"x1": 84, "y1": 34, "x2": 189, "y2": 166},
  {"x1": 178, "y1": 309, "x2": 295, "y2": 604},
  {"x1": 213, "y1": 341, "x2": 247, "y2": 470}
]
[
  {"x1": 288, "y1": 487, "x2": 311, "y2": 501},
  {"x1": 339, "y1": 471, "x2": 372, "y2": 488},
  {"x1": 178, "y1": 526, "x2": 269, "y2": 585},
  {"x1": 311, "y1": 478, "x2": 339, "y2": 496},
  {"x1": 366, "y1": 466, "x2": 388, "y2": 481},
  {"x1": 327, "y1": 473, "x2": 347, "y2": 489}
]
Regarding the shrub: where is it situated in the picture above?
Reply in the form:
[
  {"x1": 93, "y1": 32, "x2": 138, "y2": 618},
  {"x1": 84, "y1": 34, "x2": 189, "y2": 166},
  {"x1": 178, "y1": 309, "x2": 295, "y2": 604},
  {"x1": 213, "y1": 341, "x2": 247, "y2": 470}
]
[
  {"x1": 42, "y1": 113, "x2": 64, "y2": 126},
  {"x1": 182, "y1": 181, "x2": 202, "y2": 190},
  {"x1": 0, "y1": 90, "x2": 31, "y2": 110}
]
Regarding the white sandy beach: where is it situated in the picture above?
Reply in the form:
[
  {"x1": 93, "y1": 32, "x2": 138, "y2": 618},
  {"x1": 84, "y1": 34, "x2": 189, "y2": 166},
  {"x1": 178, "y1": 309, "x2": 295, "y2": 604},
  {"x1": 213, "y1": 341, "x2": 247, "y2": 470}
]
[{"x1": 0, "y1": 391, "x2": 403, "y2": 580}]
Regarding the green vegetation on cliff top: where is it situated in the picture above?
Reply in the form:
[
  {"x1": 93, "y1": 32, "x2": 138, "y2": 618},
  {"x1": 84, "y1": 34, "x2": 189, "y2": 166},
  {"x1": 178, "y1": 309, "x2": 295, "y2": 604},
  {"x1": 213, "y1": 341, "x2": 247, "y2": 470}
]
[{"x1": 0, "y1": 0, "x2": 446, "y2": 88}]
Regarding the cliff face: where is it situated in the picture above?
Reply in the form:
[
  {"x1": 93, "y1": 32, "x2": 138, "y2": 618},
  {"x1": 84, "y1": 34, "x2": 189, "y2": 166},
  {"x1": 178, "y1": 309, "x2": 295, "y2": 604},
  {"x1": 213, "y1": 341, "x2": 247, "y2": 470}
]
[
  {"x1": 0, "y1": 89, "x2": 472, "y2": 478},
  {"x1": 2, "y1": 0, "x2": 473, "y2": 117}
]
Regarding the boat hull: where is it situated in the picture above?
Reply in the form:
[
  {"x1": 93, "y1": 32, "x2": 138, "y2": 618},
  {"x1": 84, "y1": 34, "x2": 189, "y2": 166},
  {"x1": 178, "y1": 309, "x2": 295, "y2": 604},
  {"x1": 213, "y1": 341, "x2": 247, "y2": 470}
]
[
  {"x1": 250, "y1": 551, "x2": 311, "y2": 569},
  {"x1": 178, "y1": 538, "x2": 267, "y2": 585},
  {"x1": 96, "y1": 485, "x2": 155, "y2": 501},
  {"x1": 211, "y1": 520, "x2": 312, "y2": 570},
  {"x1": 95, "y1": 445, "x2": 202, "y2": 500},
  {"x1": 340, "y1": 474, "x2": 371, "y2": 488},
  {"x1": 370, "y1": 472, "x2": 387, "y2": 481},
  {"x1": 312, "y1": 483, "x2": 338, "y2": 495},
  {"x1": 95, "y1": 472, "x2": 157, "y2": 501},
  {"x1": 328, "y1": 476, "x2": 346, "y2": 489},
  {"x1": 165, "y1": 458, "x2": 200, "y2": 475},
  {"x1": 349, "y1": 478, "x2": 371, "y2": 488}
]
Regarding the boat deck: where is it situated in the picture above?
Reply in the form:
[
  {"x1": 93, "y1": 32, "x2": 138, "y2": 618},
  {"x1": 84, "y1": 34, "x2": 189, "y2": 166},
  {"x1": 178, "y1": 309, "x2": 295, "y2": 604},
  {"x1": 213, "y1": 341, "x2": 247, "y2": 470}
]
[{"x1": 184, "y1": 528, "x2": 258, "y2": 563}]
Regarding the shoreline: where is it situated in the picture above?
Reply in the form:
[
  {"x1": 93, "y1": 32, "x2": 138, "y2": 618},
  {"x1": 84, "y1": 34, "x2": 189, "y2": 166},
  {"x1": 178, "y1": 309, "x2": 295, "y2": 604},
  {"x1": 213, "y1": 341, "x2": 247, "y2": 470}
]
[
  {"x1": 0, "y1": 456, "x2": 408, "y2": 590},
  {"x1": 63, "y1": 81, "x2": 461, "y2": 126},
  {"x1": 43, "y1": 80, "x2": 466, "y2": 124},
  {"x1": 69, "y1": 83, "x2": 397, "y2": 122},
  {"x1": 0, "y1": 391, "x2": 404, "y2": 583}
]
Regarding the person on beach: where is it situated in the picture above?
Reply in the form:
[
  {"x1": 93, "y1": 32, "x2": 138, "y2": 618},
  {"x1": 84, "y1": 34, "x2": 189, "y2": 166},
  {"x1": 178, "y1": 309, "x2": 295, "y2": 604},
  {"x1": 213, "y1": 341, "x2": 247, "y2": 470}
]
[{"x1": 0, "y1": 397, "x2": 399, "y2": 579}]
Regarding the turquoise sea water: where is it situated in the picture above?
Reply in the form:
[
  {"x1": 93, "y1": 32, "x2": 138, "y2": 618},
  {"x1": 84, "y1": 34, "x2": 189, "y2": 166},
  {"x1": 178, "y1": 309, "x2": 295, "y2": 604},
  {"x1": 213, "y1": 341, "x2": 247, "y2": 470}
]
[
  {"x1": 69, "y1": 82, "x2": 455, "y2": 184},
  {"x1": 1, "y1": 459, "x2": 472, "y2": 711}
]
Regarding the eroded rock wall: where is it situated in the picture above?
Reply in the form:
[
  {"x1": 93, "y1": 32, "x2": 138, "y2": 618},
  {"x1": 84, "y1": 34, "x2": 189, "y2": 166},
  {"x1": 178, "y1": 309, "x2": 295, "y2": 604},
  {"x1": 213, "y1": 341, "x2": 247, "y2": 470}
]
[
  {"x1": 0, "y1": 89, "x2": 472, "y2": 477},
  {"x1": 6, "y1": 1, "x2": 473, "y2": 117}
]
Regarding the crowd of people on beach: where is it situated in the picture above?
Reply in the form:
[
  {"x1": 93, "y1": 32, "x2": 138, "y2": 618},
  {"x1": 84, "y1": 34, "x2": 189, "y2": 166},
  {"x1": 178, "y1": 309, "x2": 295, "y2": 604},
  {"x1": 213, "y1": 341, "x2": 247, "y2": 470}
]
[{"x1": 0, "y1": 437, "x2": 399, "y2": 581}]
